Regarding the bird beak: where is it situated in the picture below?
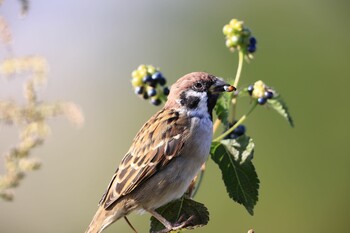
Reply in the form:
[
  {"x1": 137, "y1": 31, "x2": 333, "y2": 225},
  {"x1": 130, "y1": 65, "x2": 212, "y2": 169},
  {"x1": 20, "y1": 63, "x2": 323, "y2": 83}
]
[{"x1": 210, "y1": 78, "x2": 236, "y2": 93}]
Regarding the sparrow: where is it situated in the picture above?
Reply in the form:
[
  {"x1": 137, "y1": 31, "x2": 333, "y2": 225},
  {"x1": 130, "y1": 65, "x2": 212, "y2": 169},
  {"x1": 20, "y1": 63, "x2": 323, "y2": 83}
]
[{"x1": 86, "y1": 72, "x2": 235, "y2": 233}]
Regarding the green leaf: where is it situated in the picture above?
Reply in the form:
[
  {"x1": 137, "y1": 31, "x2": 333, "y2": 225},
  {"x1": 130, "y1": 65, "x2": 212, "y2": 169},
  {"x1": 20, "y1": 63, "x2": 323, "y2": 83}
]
[
  {"x1": 267, "y1": 95, "x2": 294, "y2": 127},
  {"x1": 150, "y1": 197, "x2": 209, "y2": 233},
  {"x1": 211, "y1": 139, "x2": 259, "y2": 215},
  {"x1": 214, "y1": 92, "x2": 230, "y2": 127},
  {"x1": 221, "y1": 135, "x2": 255, "y2": 164}
]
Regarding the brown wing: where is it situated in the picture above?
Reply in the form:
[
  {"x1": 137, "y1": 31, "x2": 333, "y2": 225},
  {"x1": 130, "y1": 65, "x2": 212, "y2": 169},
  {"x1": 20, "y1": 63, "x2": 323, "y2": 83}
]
[{"x1": 99, "y1": 108, "x2": 190, "y2": 209}]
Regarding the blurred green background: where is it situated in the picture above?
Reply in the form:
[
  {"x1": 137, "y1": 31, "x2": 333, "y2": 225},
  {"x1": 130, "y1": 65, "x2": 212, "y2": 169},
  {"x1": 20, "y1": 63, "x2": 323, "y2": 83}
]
[{"x1": 0, "y1": 0, "x2": 349, "y2": 232}]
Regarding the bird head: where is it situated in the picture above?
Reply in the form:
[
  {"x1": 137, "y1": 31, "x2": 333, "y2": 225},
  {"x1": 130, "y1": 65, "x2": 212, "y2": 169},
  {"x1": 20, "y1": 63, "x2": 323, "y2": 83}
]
[{"x1": 164, "y1": 72, "x2": 235, "y2": 119}]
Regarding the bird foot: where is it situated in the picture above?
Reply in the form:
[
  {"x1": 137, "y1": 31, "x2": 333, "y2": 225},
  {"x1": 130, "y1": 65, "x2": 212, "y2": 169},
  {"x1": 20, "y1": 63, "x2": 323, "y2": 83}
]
[{"x1": 155, "y1": 215, "x2": 195, "y2": 233}]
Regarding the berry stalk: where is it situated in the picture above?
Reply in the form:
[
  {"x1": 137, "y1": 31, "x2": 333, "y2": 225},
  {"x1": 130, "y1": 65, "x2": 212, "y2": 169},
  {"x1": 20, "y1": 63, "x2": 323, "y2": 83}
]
[
  {"x1": 228, "y1": 50, "x2": 244, "y2": 124},
  {"x1": 214, "y1": 101, "x2": 257, "y2": 142},
  {"x1": 233, "y1": 50, "x2": 244, "y2": 88}
]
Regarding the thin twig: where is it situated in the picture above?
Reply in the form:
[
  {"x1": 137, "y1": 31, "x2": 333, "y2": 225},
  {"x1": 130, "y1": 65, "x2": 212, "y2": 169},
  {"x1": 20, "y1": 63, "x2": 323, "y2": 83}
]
[
  {"x1": 228, "y1": 50, "x2": 244, "y2": 124},
  {"x1": 213, "y1": 119, "x2": 221, "y2": 134},
  {"x1": 233, "y1": 51, "x2": 244, "y2": 88},
  {"x1": 190, "y1": 163, "x2": 206, "y2": 198}
]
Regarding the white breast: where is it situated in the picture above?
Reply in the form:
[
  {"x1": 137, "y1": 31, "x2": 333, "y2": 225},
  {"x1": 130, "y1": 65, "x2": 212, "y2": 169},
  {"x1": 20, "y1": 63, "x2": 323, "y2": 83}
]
[{"x1": 177, "y1": 90, "x2": 213, "y2": 186}]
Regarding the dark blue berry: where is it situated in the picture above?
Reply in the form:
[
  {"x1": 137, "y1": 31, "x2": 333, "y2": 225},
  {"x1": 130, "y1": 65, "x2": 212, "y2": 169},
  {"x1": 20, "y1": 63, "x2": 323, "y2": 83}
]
[
  {"x1": 152, "y1": 72, "x2": 166, "y2": 86},
  {"x1": 158, "y1": 77, "x2": 166, "y2": 86},
  {"x1": 247, "y1": 44, "x2": 256, "y2": 53},
  {"x1": 264, "y1": 91, "x2": 274, "y2": 99},
  {"x1": 151, "y1": 98, "x2": 161, "y2": 106},
  {"x1": 225, "y1": 133, "x2": 236, "y2": 139},
  {"x1": 249, "y1": 37, "x2": 257, "y2": 45},
  {"x1": 143, "y1": 92, "x2": 149, "y2": 100},
  {"x1": 247, "y1": 85, "x2": 254, "y2": 95},
  {"x1": 142, "y1": 75, "x2": 152, "y2": 84},
  {"x1": 224, "y1": 122, "x2": 247, "y2": 139},
  {"x1": 233, "y1": 125, "x2": 246, "y2": 137},
  {"x1": 134, "y1": 86, "x2": 144, "y2": 95},
  {"x1": 257, "y1": 97, "x2": 267, "y2": 105},
  {"x1": 152, "y1": 72, "x2": 163, "y2": 80},
  {"x1": 163, "y1": 87, "x2": 170, "y2": 96},
  {"x1": 147, "y1": 88, "x2": 157, "y2": 97},
  {"x1": 149, "y1": 80, "x2": 157, "y2": 88}
]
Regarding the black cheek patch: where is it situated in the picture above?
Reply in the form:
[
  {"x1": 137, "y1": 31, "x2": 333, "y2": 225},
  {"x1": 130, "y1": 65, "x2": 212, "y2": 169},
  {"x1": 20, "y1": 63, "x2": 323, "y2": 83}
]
[
  {"x1": 186, "y1": 96, "x2": 200, "y2": 109},
  {"x1": 180, "y1": 92, "x2": 200, "y2": 109}
]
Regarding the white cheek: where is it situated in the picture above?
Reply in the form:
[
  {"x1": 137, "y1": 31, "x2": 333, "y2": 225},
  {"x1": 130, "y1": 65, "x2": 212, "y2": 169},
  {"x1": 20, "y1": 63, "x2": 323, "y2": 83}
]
[{"x1": 182, "y1": 90, "x2": 210, "y2": 118}]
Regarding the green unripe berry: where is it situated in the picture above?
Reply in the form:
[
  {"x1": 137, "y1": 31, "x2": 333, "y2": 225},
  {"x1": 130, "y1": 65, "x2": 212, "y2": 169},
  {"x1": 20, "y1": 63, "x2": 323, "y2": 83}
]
[
  {"x1": 226, "y1": 39, "x2": 235, "y2": 48},
  {"x1": 147, "y1": 66, "x2": 156, "y2": 75},
  {"x1": 137, "y1": 64, "x2": 148, "y2": 77},
  {"x1": 138, "y1": 69, "x2": 147, "y2": 78},
  {"x1": 232, "y1": 21, "x2": 243, "y2": 32},
  {"x1": 223, "y1": 18, "x2": 257, "y2": 60},
  {"x1": 223, "y1": 24, "x2": 233, "y2": 36},
  {"x1": 131, "y1": 77, "x2": 143, "y2": 87},
  {"x1": 252, "y1": 80, "x2": 266, "y2": 98},
  {"x1": 137, "y1": 64, "x2": 147, "y2": 71},
  {"x1": 230, "y1": 35, "x2": 240, "y2": 46},
  {"x1": 229, "y1": 19, "x2": 239, "y2": 27},
  {"x1": 131, "y1": 70, "x2": 140, "y2": 79}
]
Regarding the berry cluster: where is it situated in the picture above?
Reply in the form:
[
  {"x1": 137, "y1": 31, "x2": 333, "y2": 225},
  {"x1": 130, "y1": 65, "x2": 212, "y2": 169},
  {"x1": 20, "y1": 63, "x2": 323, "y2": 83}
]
[
  {"x1": 247, "y1": 80, "x2": 274, "y2": 105},
  {"x1": 223, "y1": 19, "x2": 257, "y2": 58},
  {"x1": 224, "y1": 121, "x2": 246, "y2": 139},
  {"x1": 131, "y1": 65, "x2": 169, "y2": 106}
]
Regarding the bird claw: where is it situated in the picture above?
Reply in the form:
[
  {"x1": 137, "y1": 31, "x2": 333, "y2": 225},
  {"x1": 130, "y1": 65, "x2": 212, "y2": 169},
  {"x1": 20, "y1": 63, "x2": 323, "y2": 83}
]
[
  {"x1": 154, "y1": 215, "x2": 195, "y2": 233},
  {"x1": 176, "y1": 214, "x2": 187, "y2": 223}
]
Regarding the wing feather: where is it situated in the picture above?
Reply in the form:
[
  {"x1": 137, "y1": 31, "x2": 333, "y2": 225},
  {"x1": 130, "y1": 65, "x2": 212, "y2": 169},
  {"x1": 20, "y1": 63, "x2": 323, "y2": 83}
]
[{"x1": 100, "y1": 109, "x2": 190, "y2": 209}]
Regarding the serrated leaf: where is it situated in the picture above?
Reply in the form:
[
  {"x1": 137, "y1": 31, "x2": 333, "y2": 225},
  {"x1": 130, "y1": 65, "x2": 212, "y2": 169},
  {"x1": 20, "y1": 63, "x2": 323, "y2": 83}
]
[
  {"x1": 221, "y1": 135, "x2": 255, "y2": 163},
  {"x1": 211, "y1": 140, "x2": 259, "y2": 215},
  {"x1": 150, "y1": 197, "x2": 209, "y2": 233},
  {"x1": 267, "y1": 95, "x2": 294, "y2": 127},
  {"x1": 214, "y1": 93, "x2": 230, "y2": 127}
]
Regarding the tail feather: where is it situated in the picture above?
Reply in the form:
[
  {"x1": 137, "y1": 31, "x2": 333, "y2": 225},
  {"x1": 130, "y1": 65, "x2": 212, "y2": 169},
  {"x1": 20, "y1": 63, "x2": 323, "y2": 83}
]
[{"x1": 85, "y1": 206, "x2": 124, "y2": 233}]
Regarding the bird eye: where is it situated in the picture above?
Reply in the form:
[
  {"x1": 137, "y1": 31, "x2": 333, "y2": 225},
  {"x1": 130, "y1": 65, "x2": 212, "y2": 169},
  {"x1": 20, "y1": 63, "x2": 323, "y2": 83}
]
[{"x1": 193, "y1": 82, "x2": 204, "y2": 91}]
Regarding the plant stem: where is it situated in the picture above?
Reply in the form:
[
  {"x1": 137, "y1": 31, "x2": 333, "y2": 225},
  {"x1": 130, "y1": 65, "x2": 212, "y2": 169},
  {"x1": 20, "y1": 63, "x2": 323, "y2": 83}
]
[
  {"x1": 233, "y1": 50, "x2": 244, "y2": 88},
  {"x1": 228, "y1": 50, "x2": 244, "y2": 124},
  {"x1": 214, "y1": 101, "x2": 257, "y2": 142},
  {"x1": 190, "y1": 163, "x2": 206, "y2": 198},
  {"x1": 212, "y1": 119, "x2": 221, "y2": 134}
]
